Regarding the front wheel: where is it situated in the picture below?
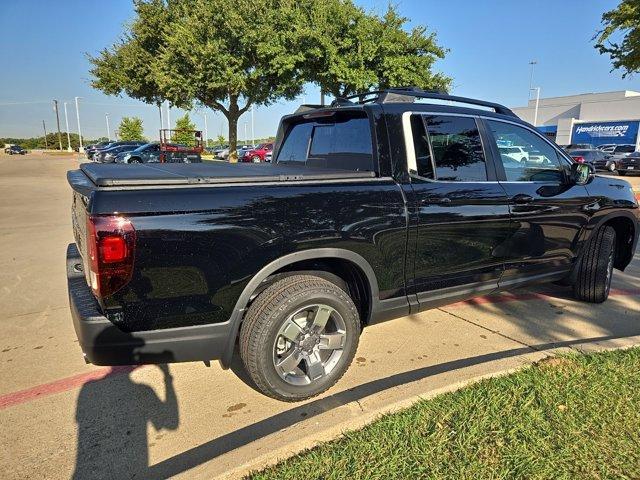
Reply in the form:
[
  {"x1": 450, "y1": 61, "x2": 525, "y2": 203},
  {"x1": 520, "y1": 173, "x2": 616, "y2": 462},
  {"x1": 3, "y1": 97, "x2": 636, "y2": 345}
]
[
  {"x1": 608, "y1": 162, "x2": 616, "y2": 172},
  {"x1": 251, "y1": 155, "x2": 261, "y2": 163},
  {"x1": 239, "y1": 275, "x2": 360, "y2": 401},
  {"x1": 573, "y1": 225, "x2": 616, "y2": 303},
  {"x1": 618, "y1": 171, "x2": 627, "y2": 176}
]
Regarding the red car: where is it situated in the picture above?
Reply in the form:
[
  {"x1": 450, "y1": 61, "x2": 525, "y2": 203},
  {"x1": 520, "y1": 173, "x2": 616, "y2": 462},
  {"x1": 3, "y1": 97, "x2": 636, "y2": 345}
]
[{"x1": 241, "y1": 143, "x2": 273, "y2": 162}]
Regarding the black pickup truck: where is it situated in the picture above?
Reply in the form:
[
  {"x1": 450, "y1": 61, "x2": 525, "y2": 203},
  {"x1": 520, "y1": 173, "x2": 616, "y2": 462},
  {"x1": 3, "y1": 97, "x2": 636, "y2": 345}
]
[{"x1": 67, "y1": 88, "x2": 639, "y2": 401}]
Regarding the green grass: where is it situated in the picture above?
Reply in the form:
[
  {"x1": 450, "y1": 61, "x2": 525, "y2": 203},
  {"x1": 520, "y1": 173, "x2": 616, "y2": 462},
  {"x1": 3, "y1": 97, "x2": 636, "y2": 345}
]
[{"x1": 249, "y1": 348, "x2": 640, "y2": 480}]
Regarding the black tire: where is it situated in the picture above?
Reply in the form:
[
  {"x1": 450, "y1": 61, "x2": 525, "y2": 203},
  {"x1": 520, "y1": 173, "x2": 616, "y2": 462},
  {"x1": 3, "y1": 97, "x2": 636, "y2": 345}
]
[
  {"x1": 239, "y1": 275, "x2": 360, "y2": 401},
  {"x1": 618, "y1": 171, "x2": 627, "y2": 176},
  {"x1": 573, "y1": 226, "x2": 616, "y2": 303},
  {"x1": 129, "y1": 157, "x2": 141, "y2": 164}
]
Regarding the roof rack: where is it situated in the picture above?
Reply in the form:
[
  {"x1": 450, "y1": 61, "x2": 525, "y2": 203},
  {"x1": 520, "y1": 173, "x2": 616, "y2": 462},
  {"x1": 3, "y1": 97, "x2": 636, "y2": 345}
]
[{"x1": 330, "y1": 87, "x2": 517, "y2": 117}]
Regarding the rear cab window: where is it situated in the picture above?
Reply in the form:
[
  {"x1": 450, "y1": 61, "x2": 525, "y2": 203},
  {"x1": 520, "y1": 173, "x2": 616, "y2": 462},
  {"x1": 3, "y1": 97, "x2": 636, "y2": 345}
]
[
  {"x1": 275, "y1": 111, "x2": 375, "y2": 171},
  {"x1": 408, "y1": 114, "x2": 487, "y2": 181}
]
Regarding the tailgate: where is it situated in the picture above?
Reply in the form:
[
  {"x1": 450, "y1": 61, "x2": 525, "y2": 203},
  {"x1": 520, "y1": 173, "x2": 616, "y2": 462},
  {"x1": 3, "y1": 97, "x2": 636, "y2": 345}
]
[{"x1": 67, "y1": 169, "x2": 94, "y2": 286}]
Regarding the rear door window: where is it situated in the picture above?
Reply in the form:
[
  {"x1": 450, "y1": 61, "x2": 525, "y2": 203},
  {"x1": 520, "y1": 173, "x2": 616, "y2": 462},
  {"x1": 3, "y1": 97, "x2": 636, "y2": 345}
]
[{"x1": 423, "y1": 115, "x2": 487, "y2": 181}]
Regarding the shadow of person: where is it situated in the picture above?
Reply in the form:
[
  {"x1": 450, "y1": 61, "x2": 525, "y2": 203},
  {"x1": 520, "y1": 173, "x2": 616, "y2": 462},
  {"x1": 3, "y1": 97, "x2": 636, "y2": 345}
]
[{"x1": 73, "y1": 332, "x2": 179, "y2": 479}]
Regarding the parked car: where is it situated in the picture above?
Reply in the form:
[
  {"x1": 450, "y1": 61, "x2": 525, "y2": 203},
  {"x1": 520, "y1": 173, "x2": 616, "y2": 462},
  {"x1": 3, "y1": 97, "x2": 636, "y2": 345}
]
[
  {"x1": 241, "y1": 142, "x2": 273, "y2": 162},
  {"x1": 66, "y1": 87, "x2": 639, "y2": 402},
  {"x1": 567, "y1": 149, "x2": 614, "y2": 171},
  {"x1": 85, "y1": 141, "x2": 114, "y2": 160},
  {"x1": 116, "y1": 143, "x2": 162, "y2": 164},
  {"x1": 609, "y1": 144, "x2": 636, "y2": 159},
  {"x1": 564, "y1": 143, "x2": 594, "y2": 150},
  {"x1": 498, "y1": 146, "x2": 528, "y2": 163},
  {"x1": 596, "y1": 144, "x2": 617, "y2": 152},
  {"x1": 91, "y1": 141, "x2": 145, "y2": 161},
  {"x1": 94, "y1": 143, "x2": 144, "y2": 163},
  {"x1": 617, "y1": 151, "x2": 640, "y2": 176},
  {"x1": 5, "y1": 145, "x2": 26, "y2": 155},
  {"x1": 216, "y1": 147, "x2": 230, "y2": 160}
]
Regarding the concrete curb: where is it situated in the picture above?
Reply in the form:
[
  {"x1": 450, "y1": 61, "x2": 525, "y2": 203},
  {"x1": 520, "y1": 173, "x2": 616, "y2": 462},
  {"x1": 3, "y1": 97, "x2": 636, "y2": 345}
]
[{"x1": 220, "y1": 336, "x2": 640, "y2": 480}]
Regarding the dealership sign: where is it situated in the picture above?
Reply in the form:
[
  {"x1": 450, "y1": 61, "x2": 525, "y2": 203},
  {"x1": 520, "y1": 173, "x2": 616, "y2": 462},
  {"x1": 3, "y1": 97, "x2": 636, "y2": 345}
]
[{"x1": 571, "y1": 121, "x2": 639, "y2": 146}]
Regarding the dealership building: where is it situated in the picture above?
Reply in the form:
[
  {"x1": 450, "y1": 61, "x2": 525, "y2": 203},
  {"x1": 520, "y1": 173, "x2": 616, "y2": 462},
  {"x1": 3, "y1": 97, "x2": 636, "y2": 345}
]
[{"x1": 512, "y1": 90, "x2": 640, "y2": 147}]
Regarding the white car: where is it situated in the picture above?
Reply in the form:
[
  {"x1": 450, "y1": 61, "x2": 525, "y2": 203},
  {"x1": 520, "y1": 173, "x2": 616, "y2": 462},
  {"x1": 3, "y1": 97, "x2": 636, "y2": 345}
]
[{"x1": 498, "y1": 146, "x2": 529, "y2": 162}]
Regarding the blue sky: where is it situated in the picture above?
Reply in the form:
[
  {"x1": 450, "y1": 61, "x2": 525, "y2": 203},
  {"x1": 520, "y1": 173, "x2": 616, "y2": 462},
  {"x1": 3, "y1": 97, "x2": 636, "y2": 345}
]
[{"x1": 1, "y1": 0, "x2": 637, "y2": 141}]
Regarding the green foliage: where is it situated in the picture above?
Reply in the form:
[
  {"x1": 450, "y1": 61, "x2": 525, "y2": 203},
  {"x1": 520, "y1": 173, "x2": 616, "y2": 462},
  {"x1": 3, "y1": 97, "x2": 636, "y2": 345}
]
[
  {"x1": 171, "y1": 113, "x2": 197, "y2": 146},
  {"x1": 88, "y1": 0, "x2": 450, "y2": 157},
  {"x1": 215, "y1": 134, "x2": 226, "y2": 147},
  {"x1": 88, "y1": 0, "x2": 169, "y2": 105},
  {"x1": 252, "y1": 348, "x2": 640, "y2": 479},
  {"x1": 595, "y1": 0, "x2": 640, "y2": 77},
  {"x1": 118, "y1": 117, "x2": 145, "y2": 141},
  {"x1": 299, "y1": 1, "x2": 451, "y2": 97},
  {"x1": 1, "y1": 133, "x2": 100, "y2": 150}
]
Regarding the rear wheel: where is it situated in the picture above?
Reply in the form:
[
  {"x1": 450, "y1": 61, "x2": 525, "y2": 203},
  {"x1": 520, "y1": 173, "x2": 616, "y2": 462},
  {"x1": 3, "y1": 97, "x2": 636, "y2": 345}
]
[
  {"x1": 239, "y1": 275, "x2": 360, "y2": 401},
  {"x1": 573, "y1": 226, "x2": 616, "y2": 303},
  {"x1": 252, "y1": 155, "x2": 261, "y2": 163},
  {"x1": 608, "y1": 162, "x2": 616, "y2": 172}
]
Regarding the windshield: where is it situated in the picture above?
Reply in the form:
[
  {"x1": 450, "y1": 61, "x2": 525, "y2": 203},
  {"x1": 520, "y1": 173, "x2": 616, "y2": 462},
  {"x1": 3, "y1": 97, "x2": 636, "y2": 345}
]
[
  {"x1": 132, "y1": 143, "x2": 152, "y2": 153},
  {"x1": 615, "y1": 145, "x2": 635, "y2": 153}
]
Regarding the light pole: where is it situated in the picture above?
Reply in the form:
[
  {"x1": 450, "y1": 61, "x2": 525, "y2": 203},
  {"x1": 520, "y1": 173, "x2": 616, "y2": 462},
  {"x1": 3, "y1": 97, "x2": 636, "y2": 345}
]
[
  {"x1": 203, "y1": 113, "x2": 208, "y2": 147},
  {"x1": 53, "y1": 100, "x2": 63, "y2": 150},
  {"x1": 105, "y1": 113, "x2": 111, "y2": 140},
  {"x1": 42, "y1": 120, "x2": 48, "y2": 150},
  {"x1": 63, "y1": 102, "x2": 72, "y2": 151},
  {"x1": 530, "y1": 87, "x2": 541, "y2": 126},
  {"x1": 251, "y1": 105, "x2": 255, "y2": 146},
  {"x1": 74, "y1": 97, "x2": 84, "y2": 152},
  {"x1": 528, "y1": 60, "x2": 537, "y2": 99},
  {"x1": 244, "y1": 122, "x2": 248, "y2": 145},
  {"x1": 166, "y1": 101, "x2": 171, "y2": 130}
]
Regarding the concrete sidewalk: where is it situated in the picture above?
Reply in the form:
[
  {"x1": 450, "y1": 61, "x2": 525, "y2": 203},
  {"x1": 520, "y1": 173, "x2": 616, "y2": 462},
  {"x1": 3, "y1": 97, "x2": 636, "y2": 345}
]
[{"x1": 0, "y1": 156, "x2": 639, "y2": 480}]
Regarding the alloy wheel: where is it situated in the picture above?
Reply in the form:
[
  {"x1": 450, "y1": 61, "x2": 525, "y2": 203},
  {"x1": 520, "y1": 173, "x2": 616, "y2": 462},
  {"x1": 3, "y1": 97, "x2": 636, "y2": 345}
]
[{"x1": 272, "y1": 304, "x2": 347, "y2": 386}]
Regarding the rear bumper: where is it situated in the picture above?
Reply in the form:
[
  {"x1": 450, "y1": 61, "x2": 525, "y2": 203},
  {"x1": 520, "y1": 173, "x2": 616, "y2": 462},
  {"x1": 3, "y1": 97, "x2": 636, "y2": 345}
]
[{"x1": 66, "y1": 243, "x2": 233, "y2": 366}]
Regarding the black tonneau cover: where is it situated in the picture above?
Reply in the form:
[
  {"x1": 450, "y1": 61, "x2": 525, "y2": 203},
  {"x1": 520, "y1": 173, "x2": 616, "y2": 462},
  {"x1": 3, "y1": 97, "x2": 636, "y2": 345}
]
[{"x1": 80, "y1": 162, "x2": 376, "y2": 187}]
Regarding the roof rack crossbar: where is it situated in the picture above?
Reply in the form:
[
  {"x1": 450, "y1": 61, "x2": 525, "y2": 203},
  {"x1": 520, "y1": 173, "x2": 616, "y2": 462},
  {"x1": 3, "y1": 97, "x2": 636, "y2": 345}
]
[{"x1": 332, "y1": 87, "x2": 517, "y2": 117}]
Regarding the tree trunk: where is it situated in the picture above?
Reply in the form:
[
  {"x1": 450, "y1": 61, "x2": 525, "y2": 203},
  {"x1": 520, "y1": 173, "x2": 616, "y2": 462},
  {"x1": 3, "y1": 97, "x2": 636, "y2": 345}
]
[{"x1": 227, "y1": 95, "x2": 239, "y2": 163}]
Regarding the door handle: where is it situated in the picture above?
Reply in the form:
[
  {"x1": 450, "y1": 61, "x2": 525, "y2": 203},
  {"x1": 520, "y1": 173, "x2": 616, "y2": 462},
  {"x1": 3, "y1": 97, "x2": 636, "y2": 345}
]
[{"x1": 511, "y1": 194, "x2": 533, "y2": 204}]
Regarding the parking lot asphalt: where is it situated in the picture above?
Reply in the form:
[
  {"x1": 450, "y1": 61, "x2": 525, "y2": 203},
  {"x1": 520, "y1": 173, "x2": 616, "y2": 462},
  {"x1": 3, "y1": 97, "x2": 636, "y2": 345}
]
[{"x1": 1, "y1": 154, "x2": 639, "y2": 479}]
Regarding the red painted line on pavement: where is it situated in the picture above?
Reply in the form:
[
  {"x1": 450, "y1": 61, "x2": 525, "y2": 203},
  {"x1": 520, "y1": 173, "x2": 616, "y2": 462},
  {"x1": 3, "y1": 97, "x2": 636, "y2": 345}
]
[
  {"x1": 449, "y1": 287, "x2": 640, "y2": 309},
  {"x1": 1, "y1": 289, "x2": 639, "y2": 411},
  {"x1": 0, "y1": 365, "x2": 140, "y2": 411}
]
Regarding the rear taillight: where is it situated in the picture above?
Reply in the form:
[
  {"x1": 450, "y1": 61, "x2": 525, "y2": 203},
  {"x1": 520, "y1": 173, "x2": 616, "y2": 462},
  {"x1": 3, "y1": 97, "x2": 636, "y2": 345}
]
[
  {"x1": 86, "y1": 215, "x2": 136, "y2": 298},
  {"x1": 572, "y1": 156, "x2": 585, "y2": 163}
]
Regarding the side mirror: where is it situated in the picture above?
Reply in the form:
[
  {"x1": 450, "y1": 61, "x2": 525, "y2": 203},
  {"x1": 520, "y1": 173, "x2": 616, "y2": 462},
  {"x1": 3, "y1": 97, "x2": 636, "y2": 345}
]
[{"x1": 570, "y1": 162, "x2": 593, "y2": 185}]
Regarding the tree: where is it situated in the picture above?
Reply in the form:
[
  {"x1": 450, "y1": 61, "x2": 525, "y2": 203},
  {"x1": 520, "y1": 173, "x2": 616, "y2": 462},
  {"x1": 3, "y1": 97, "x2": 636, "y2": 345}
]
[
  {"x1": 89, "y1": 0, "x2": 169, "y2": 110},
  {"x1": 118, "y1": 117, "x2": 145, "y2": 141},
  {"x1": 215, "y1": 134, "x2": 226, "y2": 147},
  {"x1": 171, "y1": 113, "x2": 197, "y2": 146},
  {"x1": 155, "y1": 0, "x2": 306, "y2": 161},
  {"x1": 89, "y1": 0, "x2": 450, "y2": 161},
  {"x1": 299, "y1": 1, "x2": 451, "y2": 98},
  {"x1": 595, "y1": 0, "x2": 640, "y2": 77}
]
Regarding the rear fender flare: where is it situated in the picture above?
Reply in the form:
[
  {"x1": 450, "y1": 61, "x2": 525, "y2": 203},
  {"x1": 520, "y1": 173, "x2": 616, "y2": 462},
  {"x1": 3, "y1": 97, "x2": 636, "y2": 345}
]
[{"x1": 220, "y1": 248, "x2": 380, "y2": 368}]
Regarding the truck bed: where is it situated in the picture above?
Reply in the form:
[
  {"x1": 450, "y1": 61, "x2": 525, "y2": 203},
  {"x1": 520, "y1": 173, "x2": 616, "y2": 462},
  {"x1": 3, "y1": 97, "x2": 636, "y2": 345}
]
[{"x1": 79, "y1": 162, "x2": 376, "y2": 187}]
